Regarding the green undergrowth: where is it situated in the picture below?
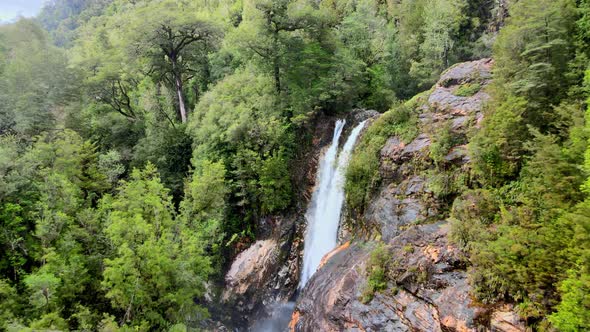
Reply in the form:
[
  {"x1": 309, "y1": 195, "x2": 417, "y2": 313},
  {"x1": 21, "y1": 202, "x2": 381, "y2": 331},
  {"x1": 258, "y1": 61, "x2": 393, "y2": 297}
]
[
  {"x1": 454, "y1": 82, "x2": 482, "y2": 97},
  {"x1": 345, "y1": 102, "x2": 419, "y2": 215},
  {"x1": 361, "y1": 243, "x2": 390, "y2": 303}
]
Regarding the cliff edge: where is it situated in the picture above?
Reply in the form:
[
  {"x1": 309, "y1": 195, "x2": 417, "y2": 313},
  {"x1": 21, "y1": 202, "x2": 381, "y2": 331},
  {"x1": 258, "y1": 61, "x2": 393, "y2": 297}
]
[{"x1": 292, "y1": 59, "x2": 526, "y2": 332}]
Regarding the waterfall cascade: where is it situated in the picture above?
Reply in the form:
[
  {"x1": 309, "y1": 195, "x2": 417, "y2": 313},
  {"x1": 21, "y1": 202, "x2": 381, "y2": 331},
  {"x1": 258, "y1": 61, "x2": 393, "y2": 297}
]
[
  {"x1": 299, "y1": 119, "x2": 367, "y2": 287},
  {"x1": 250, "y1": 119, "x2": 366, "y2": 331}
]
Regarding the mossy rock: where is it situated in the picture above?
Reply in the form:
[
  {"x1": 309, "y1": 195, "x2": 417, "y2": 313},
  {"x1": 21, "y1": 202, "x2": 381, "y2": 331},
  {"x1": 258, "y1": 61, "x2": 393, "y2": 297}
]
[{"x1": 453, "y1": 83, "x2": 482, "y2": 97}]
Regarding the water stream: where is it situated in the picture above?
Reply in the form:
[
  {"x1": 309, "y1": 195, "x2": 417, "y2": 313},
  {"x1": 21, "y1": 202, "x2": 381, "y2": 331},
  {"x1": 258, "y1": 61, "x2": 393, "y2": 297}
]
[
  {"x1": 299, "y1": 119, "x2": 366, "y2": 287},
  {"x1": 250, "y1": 119, "x2": 367, "y2": 332}
]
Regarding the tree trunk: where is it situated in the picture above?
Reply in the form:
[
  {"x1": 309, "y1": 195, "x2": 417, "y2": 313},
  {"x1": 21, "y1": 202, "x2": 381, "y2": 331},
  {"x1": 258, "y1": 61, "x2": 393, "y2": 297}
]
[
  {"x1": 273, "y1": 31, "x2": 281, "y2": 94},
  {"x1": 171, "y1": 56, "x2": 188, "y2": 123},
  {"x1": 274, "y1": 58, "x2": 281, "y2": 94},
  {"x1": 175, "y1": 74, "x2": 187, "y2": 123}
]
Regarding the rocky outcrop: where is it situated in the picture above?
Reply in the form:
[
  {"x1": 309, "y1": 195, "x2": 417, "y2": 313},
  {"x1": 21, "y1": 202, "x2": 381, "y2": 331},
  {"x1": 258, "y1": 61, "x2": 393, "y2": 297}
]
[
  {"x1": 220, "y1": 214, "x2": 303, "y2": 326},
  {"x1": 365, "y1": 58, "x2": 493, "y2": 242},
  {"x1": 294, "y1": 59, "x2": 526, "y2": 332},
  {"x1": 294, "y1": 225, "x2": 525, "y2": 332},
  {"x1": 294, "y1": 223, "x2": 478, "y2": 332},
  {"x1": 223, "y1": 239, "x2": 280, "y2": 303},
  {"x1": 491, "y1": 305, "x2": 526, "y2": 332}
]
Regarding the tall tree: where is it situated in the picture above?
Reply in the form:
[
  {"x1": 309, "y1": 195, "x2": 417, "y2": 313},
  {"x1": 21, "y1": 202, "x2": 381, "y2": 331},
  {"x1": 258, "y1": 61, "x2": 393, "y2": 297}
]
[
  {"x1": 0, "y1": 20, "x2": 78, "y2": 136},
  {"x1": 126, "y1": 1, "x2": 222, "y2": 123},
  {"x1": 410, "y1": 0, "x2": 467, "y2": 87},
  {"x1": 230, "y1": 0, "x2": 330, "y2": 96}
]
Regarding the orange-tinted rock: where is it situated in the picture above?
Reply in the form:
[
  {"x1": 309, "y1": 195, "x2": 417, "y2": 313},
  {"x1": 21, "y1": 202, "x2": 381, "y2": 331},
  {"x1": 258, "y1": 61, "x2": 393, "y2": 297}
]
[
  {"x1": 319, "y1": 241, "x2": 350, "y2": 269},
  {"x1": 289, "y1": 310, "x2": 300, "y2": 332},
  {"x1": 490, "y1": 305, "x2": 526, "y2": 332}
]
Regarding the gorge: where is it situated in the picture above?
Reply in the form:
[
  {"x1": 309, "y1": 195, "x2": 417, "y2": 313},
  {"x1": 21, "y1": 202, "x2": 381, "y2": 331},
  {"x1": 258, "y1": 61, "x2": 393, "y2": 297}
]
[
  {"x1": 250, "y1": 118, "x2": 368, "y2": 331},
  {"x1": 2, "y1": 1, "x2": 589, "y2": 330}
]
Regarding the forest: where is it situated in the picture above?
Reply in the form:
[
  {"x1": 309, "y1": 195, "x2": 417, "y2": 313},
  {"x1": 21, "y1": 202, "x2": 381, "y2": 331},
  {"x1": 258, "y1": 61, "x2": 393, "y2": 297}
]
[{"x1": 0, "y1": 0, "x2": 589, "y2": 331}]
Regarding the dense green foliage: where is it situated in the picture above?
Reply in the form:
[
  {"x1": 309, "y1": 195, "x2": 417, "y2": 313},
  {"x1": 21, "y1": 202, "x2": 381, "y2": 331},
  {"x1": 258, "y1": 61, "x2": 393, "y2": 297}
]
[
  {"x1": 1, "y1": 0, "x2": 587, "y2": 329},
  {"x1": 345, "y1": 0, "x2": 590, "y2": 329},
  {"x1": 459, "y1": 0, "x2": 590, "y2": 327},
  {"x1": 345, "y1": 101, "x2": 419, "y2": 214},
  {"x1": 2, "y1": 0, "x2": 499, "y2": 328}
]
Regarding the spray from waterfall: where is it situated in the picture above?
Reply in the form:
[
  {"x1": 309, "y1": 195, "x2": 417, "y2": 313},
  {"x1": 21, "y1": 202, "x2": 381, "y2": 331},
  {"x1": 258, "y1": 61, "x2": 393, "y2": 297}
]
[{"x1": 299, "y1": 119, "x2": 367, "y2": 287}]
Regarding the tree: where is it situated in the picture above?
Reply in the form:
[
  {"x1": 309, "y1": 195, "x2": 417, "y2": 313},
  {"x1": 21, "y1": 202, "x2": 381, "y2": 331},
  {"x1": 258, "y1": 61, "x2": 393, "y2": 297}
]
[
  {"x1": 38, "y1": 0, "x2": 114, "y2": 47},
  {"x1": 189, "y1": 69, "x2": 294, "y2": 228},
  {"x1": 179, "y1": 159, "x2": 227, "y2": 265},
  {"x1": 410, "y1": 0, "x2": 467, "y2": 87},
  {"x1": 492, "y1": 0, "x2": 577, "y2": 131},
  {"x1": 74, "y1": 0, "x2": 222, "y2": 124},
  {"x1": 125, "y1": 1, "x2": 222, "y2": 123},
  {"x1": 229, "y1": 0, "x2": 331, "y2": 97},
  {"x1": 101, "y1": 164, "x2": 212, "y2": 328},
  {"x1": 549, "y1": 270, "x2": 590, "y2": 331},
  {"x1": 72, "y1": 15, "x2": 141, "y2": 121},
  {"x1": 0, "y1": 19, "x2": 79, "y2": 137}
]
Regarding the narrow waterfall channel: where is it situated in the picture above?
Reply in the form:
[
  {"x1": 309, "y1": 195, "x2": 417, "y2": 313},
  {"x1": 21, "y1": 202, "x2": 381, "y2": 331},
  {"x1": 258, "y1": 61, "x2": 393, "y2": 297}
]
[
  {"x1": 250, "y1": 119, "x2": 366, "y2": 332},
  {"x1": 299, "y1": 119, "x2": 367, "y2": 287}
]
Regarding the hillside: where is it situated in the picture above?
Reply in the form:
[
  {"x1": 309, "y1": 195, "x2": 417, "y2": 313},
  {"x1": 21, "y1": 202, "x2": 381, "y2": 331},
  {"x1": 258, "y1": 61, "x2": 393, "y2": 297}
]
[{"x1": 0, "y1": 0, "x2": 589, "y2": 331}]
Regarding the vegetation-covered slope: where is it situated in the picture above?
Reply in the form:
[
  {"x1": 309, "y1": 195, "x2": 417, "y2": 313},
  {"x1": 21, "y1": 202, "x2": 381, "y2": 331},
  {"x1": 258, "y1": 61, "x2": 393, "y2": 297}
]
[
  {"x1": 0, "y1": 0, "x2": 588, "y2": 330},
  {"x1": 342, "y1": 0, "x2": 590, "y2": 330}
]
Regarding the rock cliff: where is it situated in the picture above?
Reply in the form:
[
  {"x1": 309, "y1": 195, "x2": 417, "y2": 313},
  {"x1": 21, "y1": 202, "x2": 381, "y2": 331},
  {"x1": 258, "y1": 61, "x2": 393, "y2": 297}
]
[
  {"x1": 220, "y1": 111, "x2": 377, "y2": 328},
  {"x1": 292, "y1": 59, "x2": 527, "y2": 332}
]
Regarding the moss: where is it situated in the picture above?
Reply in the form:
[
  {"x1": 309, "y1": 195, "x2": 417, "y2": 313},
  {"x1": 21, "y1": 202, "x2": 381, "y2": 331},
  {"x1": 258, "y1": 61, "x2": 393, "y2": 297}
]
[
  {"x1": 402, "y1": 244, "x2": 414, "y2": 253},
  {"x1": 406, "y1": 87, "x2": 434, "y2": 110},
  {"x1": 454, "y1": 82, "x2": 482, "y2": 97},
  {"x1": 345, "y1": 102, "x2": 419, "y2": 215},
  {"x1": 360, "y1": 243, "x2": 390, "y2": 303}
]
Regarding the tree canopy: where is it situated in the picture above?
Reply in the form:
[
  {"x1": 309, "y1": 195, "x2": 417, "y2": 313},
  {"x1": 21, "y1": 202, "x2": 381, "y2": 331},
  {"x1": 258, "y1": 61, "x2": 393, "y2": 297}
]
[{"x1": 0, "y1": 0, "x2": 588, "y2": 329}]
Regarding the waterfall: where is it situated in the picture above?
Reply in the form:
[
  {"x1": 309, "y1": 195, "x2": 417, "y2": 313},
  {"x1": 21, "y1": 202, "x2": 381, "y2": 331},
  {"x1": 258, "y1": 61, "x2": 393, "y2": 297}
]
[
  {"x1": 250, "y1": 119, "x2": 366, "y2": 332},
  {"x1": 299, "y1": 119, "x2": 367, "y2": 287}
]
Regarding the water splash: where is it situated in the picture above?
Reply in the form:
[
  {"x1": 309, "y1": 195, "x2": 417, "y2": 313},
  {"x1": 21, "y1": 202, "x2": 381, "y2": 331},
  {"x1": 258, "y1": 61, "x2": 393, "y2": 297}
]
[
  {"x1": 299, "y1": 119, "x2": 367, "y2": 287},
  {"x1": 249, "y1": 302, "x2": 296, "y2": 332}
]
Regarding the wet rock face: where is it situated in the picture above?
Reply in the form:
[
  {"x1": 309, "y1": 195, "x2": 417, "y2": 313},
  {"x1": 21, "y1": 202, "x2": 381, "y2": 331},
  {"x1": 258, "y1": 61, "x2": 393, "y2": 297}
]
[
  {"x1": 294, "y1": 223, "x2": 477, "y2": 332},
  {"x1": 294, "y1": 223, "x2": 525, "y2": 332},
  {"x1": 294, "y1": 59, "x2": 526, "y2": 332}
]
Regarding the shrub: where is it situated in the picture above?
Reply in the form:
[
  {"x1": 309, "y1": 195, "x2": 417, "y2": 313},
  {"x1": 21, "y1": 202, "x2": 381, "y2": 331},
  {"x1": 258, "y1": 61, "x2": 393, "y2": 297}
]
[
  {"x1": 449, "y1": 188, "x2": 499, "y2": 249},
  {"x1": 429, "y1": 123, "x2": 457, "y2": 167},
  {"x1": 454, "y1": 82, "x2": 481, "y2": 97},
  {"x1": 426, "y1": 168, "x2": 468, "y2": 200},
  {"x1": 345, "y1": 103, "x2": 418, "y2": 214},
  {"x1": 361, "y1": 243, "x2": 390, "y2": 303}
]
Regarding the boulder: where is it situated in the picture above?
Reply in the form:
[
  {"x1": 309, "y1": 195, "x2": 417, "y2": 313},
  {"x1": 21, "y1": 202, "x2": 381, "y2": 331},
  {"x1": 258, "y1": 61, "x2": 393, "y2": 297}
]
[
  {"x1": 490, "y1": 305, "x2": 527, "y2": 332},
  {"x1": 380, "y1": 134, "x2": 431, "y2": 165},
  {"x1": 223, "y1": 239, "x2": 280, "y2": 305}
]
